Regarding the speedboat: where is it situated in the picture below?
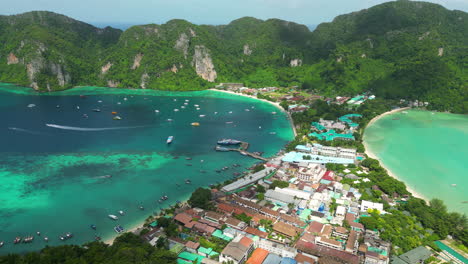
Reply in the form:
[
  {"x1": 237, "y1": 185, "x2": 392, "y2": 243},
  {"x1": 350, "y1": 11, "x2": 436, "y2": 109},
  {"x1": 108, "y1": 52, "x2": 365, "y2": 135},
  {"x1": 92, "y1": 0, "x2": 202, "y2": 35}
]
[
  {"x1": 113, "y1": 116, "x2": 122, "y2": 120},
  {"x1": 108, "y1": 214, "x2": 119, "y2": 220},
  {"x1": 199, "y1": 115, "x2": 205, "y2": 117},
  {"x1": 155, "y1": 110, "x2": 160, "y2": 113},
  {"x1": 191, "y1": 122, "x2": 200, "y2": 126},
  {"x1": 92, "y1": 108, "x2": 101, "y2": 112},
  {"x1": 13, "y1": 237, "x2": 21, "y2": 244},
  {"x1": 44, "y1": 237, "x2": 49, "y2": 242},
  {"x1": 272, "y1": 112, "x2": 277, "y2": 114},
  {"x1": 114, "y1": 225, "x2": 124, "y2": 233},
  {"x1": 36, "y1": 231, "x2": 41, "y2": 236},
  {"x1": 196, "y1": 108, "x2": 200, "y2": 110},
  {"x1": 174, "y1": 109, "x2": 179, "y2": 112},
  {"x1": 27, "y1": 104, "x2": 36, "y2": 108},
  {"x1": 0, "y1": 241, "x2": 4, "y2": 247},
  {"x1": 118, "y1": 210, "x2": 125, "y2": 215},
  {"x1": 167, "y1": 119, "x2": 173, "y2": 122},
  {"x1": 245, "y1": 109, "x2": 250, "y2": 111},
  {"x1": 167, "y1": 136, "x2": 174, "y2": 144},
  {"x1": 90, "y1": 224, "x2": 97, "y2": 230},
  {"x1": 228, "y1": 111, "x2": 233, "y2": 114}
]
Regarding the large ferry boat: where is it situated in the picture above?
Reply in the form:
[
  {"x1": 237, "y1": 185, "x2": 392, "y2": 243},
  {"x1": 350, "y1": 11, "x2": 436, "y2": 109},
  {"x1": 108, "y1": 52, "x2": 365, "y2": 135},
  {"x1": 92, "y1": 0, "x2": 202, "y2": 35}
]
[
  {"x1": 167, "y1": 136, "x2": 174, "y2": 144},
  {"x1": 217, "y1": 139, "x2": 241, "y2": 145}
]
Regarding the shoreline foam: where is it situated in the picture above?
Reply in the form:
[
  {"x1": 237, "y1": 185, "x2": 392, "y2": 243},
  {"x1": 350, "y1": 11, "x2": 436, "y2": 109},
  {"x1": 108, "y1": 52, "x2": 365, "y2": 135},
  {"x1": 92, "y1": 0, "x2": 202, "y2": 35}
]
[{"x1": 363, "y1": 107, "x2": 426, "y2": 201}]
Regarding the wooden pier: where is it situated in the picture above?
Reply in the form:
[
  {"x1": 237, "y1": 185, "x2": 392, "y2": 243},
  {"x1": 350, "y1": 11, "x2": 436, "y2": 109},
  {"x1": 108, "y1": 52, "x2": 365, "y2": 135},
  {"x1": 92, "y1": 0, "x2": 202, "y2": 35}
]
[{"x1": 216, "y1": 141, "x2": 268, "y2": 161}]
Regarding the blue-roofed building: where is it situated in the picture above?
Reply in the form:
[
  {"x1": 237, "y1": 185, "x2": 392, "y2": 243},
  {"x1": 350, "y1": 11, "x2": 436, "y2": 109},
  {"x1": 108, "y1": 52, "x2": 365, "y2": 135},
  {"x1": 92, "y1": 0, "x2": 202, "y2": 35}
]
[
  {"x1": 280, "y1": 257, "x2": 297, "y2": 264},
  {"x1": 309, "y1": 130, "x2": 355, "y2": 141},
  {"x1": 263, "y1": 253, "x2": 283, "y2": 264},
  {"x1": 283, "y1": 151, "x2": 354, "y2": 165}
]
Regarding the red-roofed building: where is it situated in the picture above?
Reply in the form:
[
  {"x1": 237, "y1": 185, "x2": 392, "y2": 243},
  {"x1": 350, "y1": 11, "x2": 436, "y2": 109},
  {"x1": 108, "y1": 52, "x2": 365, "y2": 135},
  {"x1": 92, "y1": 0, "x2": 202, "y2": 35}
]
[
  {"x1": 246, "y1": 248, "x2": 269, "y2": 264},
  {"x1": 239, "y1": 236, "x2": 253, "y2": 248},
  {"x1": 193, "y1": 222, "x2": 216, "y2": 235},
  {"x1": 296, "y1": 240, "x2": 359, "y2": 264},
  {"x1": 307, "y1": 221, "x2": 324, "y2": 234},
  {"x1": 348, "y1": 221, "x2": 364, "y2": 232},
  {"x1": 295, "y1": 253, "x2": 316, "y2": 264},
  {"x1": 174, "y1": 213, "x2": 192, "y2": 226},
  {"x1": 244, "y1": 227, "x2": 268, "y2": 239},
  {"x1": 321, "y1": 171, "x2": 335, "y2": 181}
]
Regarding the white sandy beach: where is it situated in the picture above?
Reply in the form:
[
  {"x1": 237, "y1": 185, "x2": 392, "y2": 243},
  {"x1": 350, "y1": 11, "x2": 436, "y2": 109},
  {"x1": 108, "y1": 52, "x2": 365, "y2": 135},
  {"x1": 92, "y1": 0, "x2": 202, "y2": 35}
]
[
  {"x1": 363, "y1": 107, "x2": 427, "y2": 201},
  {"x1": 209, "y1": 89, "x2": 297, "y2": 136}
]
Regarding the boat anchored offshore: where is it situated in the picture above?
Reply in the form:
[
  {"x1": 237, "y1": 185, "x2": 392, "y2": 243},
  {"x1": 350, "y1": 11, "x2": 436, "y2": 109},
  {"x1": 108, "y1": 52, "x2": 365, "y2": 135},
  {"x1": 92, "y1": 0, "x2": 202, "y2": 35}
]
[
  {"x1": 217, "y1": 139, "x2": 241, "y2": 145},
  {"x1": 167, "y1": 136, "x2": 174, "y2": 144},
  {"x1": 114, "y1": 225, "x2": 125, "y2": 233},
  {"x1": 118, "y1": 210, "x2": 125, "y2": 215},
  {"x1": 108, "y1": 214, "x2": 119, "y2": 220},
  {"x1": 191, "y1": 122, "x2": 200, "y2": 126}
]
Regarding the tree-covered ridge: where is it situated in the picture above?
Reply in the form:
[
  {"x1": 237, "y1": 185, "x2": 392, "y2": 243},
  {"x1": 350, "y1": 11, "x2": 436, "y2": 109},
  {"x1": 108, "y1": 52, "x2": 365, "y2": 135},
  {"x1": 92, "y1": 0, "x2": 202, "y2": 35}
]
[{"x1": 0, "y1": 1, "x2": 467, "y2": 112}]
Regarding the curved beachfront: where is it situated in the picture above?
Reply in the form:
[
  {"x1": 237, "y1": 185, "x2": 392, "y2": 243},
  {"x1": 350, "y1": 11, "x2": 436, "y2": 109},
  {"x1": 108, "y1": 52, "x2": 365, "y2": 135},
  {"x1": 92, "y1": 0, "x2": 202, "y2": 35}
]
[
  {"x1": 0, "y1": 83, "x2": 295, "y2": 252},
  {"x1": 363, "y1": 108, "x2": 468, "y2": 214}
]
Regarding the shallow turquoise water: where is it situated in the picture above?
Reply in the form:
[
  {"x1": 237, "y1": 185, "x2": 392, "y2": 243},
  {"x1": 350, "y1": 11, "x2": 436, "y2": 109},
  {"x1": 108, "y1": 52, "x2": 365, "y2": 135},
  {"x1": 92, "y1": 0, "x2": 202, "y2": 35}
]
[
  {"x1": 0, "y1": 84, "x2": 294, "y2": 254},
  {"x1": 364, "y1": 110, "x2": 468, "y2": 214}
]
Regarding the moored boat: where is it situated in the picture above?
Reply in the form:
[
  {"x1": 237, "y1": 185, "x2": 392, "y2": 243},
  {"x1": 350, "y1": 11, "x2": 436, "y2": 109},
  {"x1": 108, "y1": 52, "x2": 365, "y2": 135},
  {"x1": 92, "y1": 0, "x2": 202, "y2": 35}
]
[
  {"x1": 108, "y1": 214, "x2": 119, "y2": 220},
  {"x1": 217, "y1": 139, "x2": 241, "y2": 145},
  {"x1": 167, "y1": 136, "x2": 174, "y2": 144},
  {"x1": 113, "y1": 116, "x2": 122, "y2": 120},
  {"x1": 215, "y1": 146, "x2": 230, "y2": 152},
  {"x1": 191, "y1": 122, "x2": 200, "y2": 126},
  {"x1": 114, "y1": 225, "x2": 125, "y2": 233},
  {"x1": 118, "y1": 210, "x2": 125, "y2": 215}
]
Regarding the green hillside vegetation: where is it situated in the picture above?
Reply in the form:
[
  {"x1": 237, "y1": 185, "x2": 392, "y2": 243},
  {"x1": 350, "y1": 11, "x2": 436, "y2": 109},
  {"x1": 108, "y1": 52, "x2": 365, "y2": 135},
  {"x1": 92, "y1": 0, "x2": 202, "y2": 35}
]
[
  {"x1": 0, "y1": 1, "x2": 466, "y2": 112},
  {"x1": 0, "y1": 233, "x2": 177, "y2": 264}
]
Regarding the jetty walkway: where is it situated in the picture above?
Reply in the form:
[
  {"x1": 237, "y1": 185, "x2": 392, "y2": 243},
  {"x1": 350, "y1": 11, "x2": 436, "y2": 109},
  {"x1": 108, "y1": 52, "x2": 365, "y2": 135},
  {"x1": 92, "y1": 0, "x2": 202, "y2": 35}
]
[{"x1": 215, "y1": 141, "x2": 269, "y2": 161}]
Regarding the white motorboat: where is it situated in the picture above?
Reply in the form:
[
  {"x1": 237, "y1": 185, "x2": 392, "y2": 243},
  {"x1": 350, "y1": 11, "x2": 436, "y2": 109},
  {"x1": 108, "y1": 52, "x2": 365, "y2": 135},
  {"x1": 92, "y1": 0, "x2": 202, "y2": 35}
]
[{"x1": 108, "y1": 214, "x2": 119, "y2": 220}]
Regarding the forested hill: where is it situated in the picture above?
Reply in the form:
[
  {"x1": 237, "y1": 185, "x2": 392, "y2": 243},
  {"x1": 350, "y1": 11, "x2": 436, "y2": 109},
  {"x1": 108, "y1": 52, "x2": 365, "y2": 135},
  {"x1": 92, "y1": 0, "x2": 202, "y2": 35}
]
[{"x1": 0, "y1": 1, "x2": 467, "y2": 113}]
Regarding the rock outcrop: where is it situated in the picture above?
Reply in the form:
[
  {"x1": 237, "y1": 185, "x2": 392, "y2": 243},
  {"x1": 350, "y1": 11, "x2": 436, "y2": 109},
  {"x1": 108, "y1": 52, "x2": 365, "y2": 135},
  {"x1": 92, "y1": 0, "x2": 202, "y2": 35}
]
[
  {"x1": 438, "y1": 47, "x2": 444, "y2": 56},
  {"x1": 26, "y1": 58, "x2": 45, "y2": 82},
  {"x1": 7, "y1": 53, "x2": 19, "y2": 65},
  {"x1": 243, "y1": 44, "x2": 252, "y2": 55},
  {"x1": 140, "y1": 73, "x2": 149, "y2": 89},
  {"x1": 290, "y1": 58, "x2": 302, "y2": 67},
  {"x1": 174, "y1": 33, "x2": 190, "y2": 58},
  {"x1": 192, "y1": 45, "x2": 217, "y2": 82},
  {"x1": 107, "y1": 80, "x2": 120, "y2": 88},
  {"x1": 101, "y1": 62, "x2": 112, "y2": 74},
  {"x1": 131, "y1": 53, "x2": 143, "y2": 70},
  {"x1": 170, "y1": 64, "x2": 178, "y2": 73},
  {"x1": 50, "y1": 63, "x2": 71, "y2": 87}
]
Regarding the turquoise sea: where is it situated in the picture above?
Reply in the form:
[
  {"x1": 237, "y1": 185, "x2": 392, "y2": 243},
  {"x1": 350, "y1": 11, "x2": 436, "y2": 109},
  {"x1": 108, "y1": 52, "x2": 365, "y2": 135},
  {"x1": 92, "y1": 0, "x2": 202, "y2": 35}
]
[
  {"x1": 0, "y1": 83, "x2": 294, "y2": 254},
  {"x1": 364, "y1": 109, "x2": 468, "y2": 214}
]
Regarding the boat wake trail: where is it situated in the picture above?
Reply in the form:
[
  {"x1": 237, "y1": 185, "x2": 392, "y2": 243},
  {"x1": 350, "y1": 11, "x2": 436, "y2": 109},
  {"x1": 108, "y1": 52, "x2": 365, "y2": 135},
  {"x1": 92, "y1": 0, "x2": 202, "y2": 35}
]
[
  {"x1": 45, "y1": 124, "x2": 147, "y2": 131},
  {"x1": 8, "y1": 127, "x2": 45, "y2": 135}
]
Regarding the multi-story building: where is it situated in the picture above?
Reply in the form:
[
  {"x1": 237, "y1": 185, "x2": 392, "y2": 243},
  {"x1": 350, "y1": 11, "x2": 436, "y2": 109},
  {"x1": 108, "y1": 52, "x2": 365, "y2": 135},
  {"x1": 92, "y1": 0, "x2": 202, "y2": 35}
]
[
  {"x1": 297, "y1": 163, "x2": 326, "y2": 182},
  {"x1": 219, "y1": 235, "x2": 254, "y2": 264}
]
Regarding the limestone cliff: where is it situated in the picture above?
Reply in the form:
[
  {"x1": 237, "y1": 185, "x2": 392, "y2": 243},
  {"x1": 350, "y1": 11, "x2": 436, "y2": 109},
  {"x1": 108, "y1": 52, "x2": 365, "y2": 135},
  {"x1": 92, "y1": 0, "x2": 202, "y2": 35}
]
[
  {"x1": 290, "y1": 59, "x2": 302, "y2": 67},
  {"x1": 174, "y1": 33, "x2": 190, "y2": 58},
  {"x1": 101, "y1": 62, "x2": 112, "y2": 74},
  {"x1": 192, "y1": 45, "x2": 217, "y2": 82},
  {"x1": 131, "y1": 53, "x2": 143, "y2": 70},
  {"x1": 7, "y1": 53, "x2": 19, "y2": 65}
]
